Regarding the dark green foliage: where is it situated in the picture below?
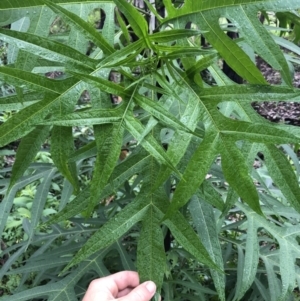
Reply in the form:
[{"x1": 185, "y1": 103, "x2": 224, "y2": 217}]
[{"x1": 1, "y1": 1, "x2": 300, "y2": 300}]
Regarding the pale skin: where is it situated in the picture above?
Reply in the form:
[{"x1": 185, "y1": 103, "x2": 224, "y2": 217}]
[{"x1": 82, "y1": 271, "x2": 157, "y2": 301}]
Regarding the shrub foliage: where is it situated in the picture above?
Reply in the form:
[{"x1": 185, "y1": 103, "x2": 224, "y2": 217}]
[{"x1": 1, "y1": 0, "x2": 300, "y2": 300}]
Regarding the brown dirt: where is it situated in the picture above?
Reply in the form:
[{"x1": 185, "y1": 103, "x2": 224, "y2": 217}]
[{"x1": 252, "y1": 57, "x2": 300, "y2": 126}]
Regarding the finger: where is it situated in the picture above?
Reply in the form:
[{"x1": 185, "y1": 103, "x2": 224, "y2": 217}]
[
  {"x1": 83, "y1": 271, "x2": 139, "y2": 299},
  {"x1": 106, "y1": 271, "x2": 140, "y2": 295},
  {"x1": 117, "y1": 288, "x2": 133, "y2": 297},
  {"x1": 118, "y1": 281, "x2": 156, "y2": 301}
]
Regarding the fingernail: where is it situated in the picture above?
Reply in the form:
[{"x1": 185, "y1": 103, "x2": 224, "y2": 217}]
[{"x1": 145, "y1": 281, "x2": 156, "y2": 294}]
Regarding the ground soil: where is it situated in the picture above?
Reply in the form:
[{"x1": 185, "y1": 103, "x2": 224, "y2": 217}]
[{"x1": 252, "y1": 57, "x2": 300, "y2": 126}]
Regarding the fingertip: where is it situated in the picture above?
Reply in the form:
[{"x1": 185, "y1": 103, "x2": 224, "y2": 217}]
[
  {"x1": 145, "y1": 281, "x2": 156, "y2": 294},
  {"x1": 120, "y1": 281, "x2": 157, "y2": 301}
]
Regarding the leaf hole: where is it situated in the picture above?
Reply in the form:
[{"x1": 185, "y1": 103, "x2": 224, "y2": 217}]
[
  {"x1": 171, "y1": 0, "x2": 185, "y2": 9},
  {"x1": 86, "y1": 8, "x2": 106, "y2": 56},
  {"x1": 219, "y1": 17, "x2": 239, "y2": 37},
  {"x1": 109, "y1": 71, "x2": 123, "y2": 105},
  {"x1": 49, "y1": 16, "x2": 70, "y2": 35},
  {"x1": 88, "y1": 8, "x2": 106, "y2": 30},
  {"x1": 217, "y1": 101, "x2": 243, "y2": 119}
]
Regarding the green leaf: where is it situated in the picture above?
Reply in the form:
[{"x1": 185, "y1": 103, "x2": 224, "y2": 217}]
[
  {"x1": 273, "y1": 34, "x2": 300, "y2": 56},
  {"x1": 163, "y1": 132, "x2": 218, "y2": 221},
  {"x1": 115, "y1": 241, "x2": 136, "y2": 271},
  {"x1": 277, "y1": 238, "x2": 296, "y2": 300},
  {"x1": 164, "y1": 212, "x2": 220, "y2": 271},
  {"x1": 113, "y1": 0, "x2": 148, "y2": 40},
  {"x1": 0, "y1": 66, "x2": 71, "y2": 94},
  {"x1": 40, "y1": 107, "x2": 123, "y2": 126},
  {"x1": 0, "y1": 169, "x2": 52, "y2": 236},
  {"x1": 199, "y1": 85, "x2": 300, "y2": 102},
  {"x1": 0, "y1": 0, "x2": 106, "y2": 9},
  {"x1": 0, "y1": 91, "x2": 43, "y2": 111},
  {"x1": 0, "y1": 95, "x2": 55, "y2": 147},
  {"x1": 134, "y1": 95, "x2": 197, "y2": 136},
  {"x1": 261, "y1": 255, "x2": 282, "y2": 301},
  {"x1": 68, "y1": 70, "x2": 128, "y2": 97},
  {"x1": 150, "y1": 29, "x2": 201, "y2": 43},
  {"x1": 45, "y1": 150, "x2": 151, "y2": 224},
  {"x1": 63, "y1": 196, "x2": 150, "y2": 272},
  {"x1": 137, "y1": 206, "x2": 166, "y2": 291},
  {"x1": 234, "y1": 214, "x2": 259, "y2": 301},
  {"x1": 220, "y1": 139, "x2": 262, "y2": 216},
  {"x1": 222, "y1": 142, "x2": 260, "y2": 218},
  {"x1": 0, "y1": 76, "x2": 82, "y2": 147},
  {"x1": 231, "y1": 6, "x2": 292, "y2": 86},
  {"x1": 189, "y1": 196, "x2": 225, "y2": 301},
  {"x1": 125, "y1": 113, "x2": 181, "y2": 177},
  {"x1": 68, "y1": 141, "x2": 97, "y2": 162},
  {"x1": 97, "y1": 39, "x2": 144, "y2": 68},
  {"x1": 115, "y1": 8, "x2": 131, "y2": 44},
  {"x1": 185, "y1": 53, "x2": 218, "y2": 79},
  {"x1": 44, "y1": 187, "x2": 90, "y2": 225},
  {"x1": 136, "y1": 116, "x2": 158, "y2": 144},
  {"x1": 198, "y1": 10, "x2": 267, "y2": 84},
  {"x1": 26, "y1": 168, "x2": 57, "y2": 246},
  {"x1": 1, "y1": 2, "x2": 300, "y2": 300},
  {"x1": 163, "y1": 0, "x2": 300, "y2": 20},
  {"x1": 261, "y1": 1, "x2": 300, "y2": 14},
  {"x1": 238, "y1": 202, "x2": 300, "y2": 299},
  {"x1": 51, "y1": 126, "x2": 79, "y2": 193},
  {"x1": 159, "y1": 46, "x2": 216, "y2": 59},
  {"x1": 143, "y1": 0, "x2": 163, "y2": 23},
  {"x1": 219, "y1": 117, "x2": 298, "y2": 144},
  {"x1": 88, "y1": 123, "x2": 125, "y2": 214},
  {"x1": 0, "y1": 28, "x2": 95, "y2": 71},
  {"x1": 153, "y1": 67, "x2": 206, "y2": 189},
  {"x1": 42, "y1": 0, "x2": 115, "y2": 55},
  {"x1": 0, "y1": 248, "x2": 111, "y2": 301},
  {"x1": 9, "y1": 125, "x2": 50, "y2": 190},
  {"x1": 197, "y1": 181, "x2": 225, "y2": 213},
  {"x1": 262, "y1": 144, "x2": 300, "y2": 213},
  {"x1": 59, "y1": 178, "x2": 73, "y2": 211}
]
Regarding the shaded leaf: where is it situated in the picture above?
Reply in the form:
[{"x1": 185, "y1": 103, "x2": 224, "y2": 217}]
[
  {"x1": 164, "y1": 212, "x2": 220, "y2": 271},
  {"x1": 163, "y1": 132, "x2": 218, "y2": 221},
  {"x1": 51, "y1": 126, "x2": 79, "y2": 193},
  {"x1": 63, "y1": 196, "x2": 150, "y2": 272},
  {"x1": 88, "y1": 123, "x2": 125, "y2": 213},
  {"x1": 220, "y1": 138, "x2": 262, "y2": 215},
  {"x1": 189, "y1": 196, "x2": 225, "y2": 301},
  {"x1": 150, "y1": 29, "x2": 201, "y2": 43},
  {"x1": 262, "y1": 144, "x2": 300, "y2": 213},
  {"x1": 113, "y1": 0, "x2": 148, "y2": 40},
  {"x1": 125, "y1": 112, "x2": 181, "y2": 177},
  {"x1": 234, "y1": 214, "x2": 259, "y2": 301},
  {"x1": 137, "y1": 206, "x2": 166, "y2": 291},
  {"x1": 9, "y1": 125, "x2": 50, "y2": 190},
  {"x1": 198, "y1": 10, "x2": 267, "y2": 84}
]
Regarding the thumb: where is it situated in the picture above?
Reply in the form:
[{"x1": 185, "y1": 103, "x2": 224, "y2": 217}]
[{"x1": 119, "y1": 281, "x2": 156, "y2": 301}]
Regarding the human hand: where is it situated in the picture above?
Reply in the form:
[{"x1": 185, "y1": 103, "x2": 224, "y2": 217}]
[{"x1": 82, "y1": 271, "x2": 157, "y2": 301}]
